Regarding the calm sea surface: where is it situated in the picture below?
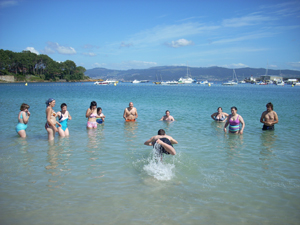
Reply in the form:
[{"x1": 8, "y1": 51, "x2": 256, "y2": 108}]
[{"x1": 0, "y1": 82, "x2": 300, "y2": 225}]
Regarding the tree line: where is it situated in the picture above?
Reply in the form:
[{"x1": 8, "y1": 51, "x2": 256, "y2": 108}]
[{"x1": 0, "y1": 49, "x2": 89, "y2": 81}]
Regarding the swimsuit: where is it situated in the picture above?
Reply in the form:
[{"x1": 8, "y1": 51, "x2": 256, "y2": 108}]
[
  {"x1": 87, "y1": 112, "x2": 98, "y2": 128},
  {"x1": 16, "y1": 112, "x2": 27, "y2": 133},
  {"x1": 229, "y1": 115, "x2": 240, "y2": 133},
  {"x1": 96, "y1": 119, "x2": 103, "y2": 124},
  {"x1": 125, "y1": 119, "x2": 136, "y2": 122},
  {"x1": 154, "y1": 138, "x2": 173, "y2": 156},
  {"x1": 215, "y1": 114, "x2": 226, "y2": 122},
  {"x1": 59, "y1": 111, "x2": 69, "y2": 131},
  {"x1": 45, "y1": 110, "x2": 56, "y2": 130},
  {"x1": 262, "y1": 125, "x2": 274, "y2": 130}
]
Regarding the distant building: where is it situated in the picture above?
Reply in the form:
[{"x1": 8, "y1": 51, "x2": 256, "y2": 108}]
[{"x1": 260, "y1": 75, "x2": 283, "y2": 81}]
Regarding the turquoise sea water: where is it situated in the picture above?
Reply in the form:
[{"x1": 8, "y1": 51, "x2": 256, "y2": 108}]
[{"x1": 0, "y1": 82, "x2": 300, "y2": 225}]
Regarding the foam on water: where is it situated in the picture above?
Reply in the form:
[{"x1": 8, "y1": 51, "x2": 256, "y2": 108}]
[{"x1": 143, "y1": 143, "x2": 175, "y2": 181}]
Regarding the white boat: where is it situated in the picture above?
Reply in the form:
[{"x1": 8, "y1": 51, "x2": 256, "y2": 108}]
[
  {"x1": 132, "y1": 80, "x2": 141, "y2": 83},
  {"x1": 276, "y1": 80, "x2": 285, "y2": 86},
  {"x1": 140, "y1": 80, "x2": 149, "y2": 83},
  {"x1": 105, "y1": 79, "x2": 118, "y2": 84},
  {"x1": 178, "y1": 63, "x2": 196, "y2": 84},
  {"x1": 197, "y1": 80, "x2": 208, "y2": 85},
  {"x1": 94, "y1": 81, "x2": 109, "y2": 85},
  {"x1": 239, "y1": 80, "x2": 246, "y2": 84},
  {"x1": 295, "y1": 82, "x2": 300, "y2": 86},
  {"x1": 222, "y1": 69, "x2": 238, "y2": 85},
  {"x1": 161, "y1": 80, "x2": 178, "y2": 85}
]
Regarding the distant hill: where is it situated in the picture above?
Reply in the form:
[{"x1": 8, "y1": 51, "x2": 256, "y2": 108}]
[{"x1": 84, "y1": 66, "x2": 300, "y2": 81}]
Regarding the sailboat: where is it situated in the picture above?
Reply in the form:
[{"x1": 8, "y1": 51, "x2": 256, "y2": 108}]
[
  {"x1": 178, "y1": 63, "x2": 196, "y2": 84},
  {"x1": 222, "y1": 69, "x2": 238, "y2": 85}
]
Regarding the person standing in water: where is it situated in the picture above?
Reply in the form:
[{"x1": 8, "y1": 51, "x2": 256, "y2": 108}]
[
  {"x1": 45, "y1": 98, "x2": 61, "y2": 141},
  {"x1": 16, "y1": 103, "x2": 30, "y2": 138},
  {"x1": 57, "y1": 103, "x2": 72, "y2": 137},
  {"x1": 211, "y1": 107, "x2": 229, "y2": 122},
  {"x1": 160, "y1": 110, "x2": 175, "y2": 121},
  {"x1": 260, "y1": 102, "x2": 278, "y2": 130},
  {"x1": 96, "y1": 107, "x2": 105, "y2": 124},
  {"x1": 144, "y1": 129, "x2": 178, "y2": 155},
  {"x1": 123, "y1": 102, "x2": 138, "y2": 121},
  {"x1": 224, "y1": 106, "x2": 245, "y2": 134},
  {"x1": 86, "y1": 101, "x2": 98, "y2": 129}
]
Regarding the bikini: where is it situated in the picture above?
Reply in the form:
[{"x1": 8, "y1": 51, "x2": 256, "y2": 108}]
[
  {"x1": 215, "y1": 114, "x2": 226, "y2": 122},
  {"x1": 87, "y1": 112, "x2": 97, "y2": 128},
  {"x1": 45, "y1": 111, "x2": 56, "y2": 129},
  {"x1": 16, "y1": 112, "x2": 27, "y2": 133},
  {"x1": 229, "y1": 115, "x2": 240, "y2": 133}
]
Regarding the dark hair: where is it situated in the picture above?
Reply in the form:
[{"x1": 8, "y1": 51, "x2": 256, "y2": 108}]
[
  {"x1": 217, "y1": 107, "x2": 222, "y2": 111},
  {"x1": 231, "y1": 106, "x2": 237, "y2": 111},
  {"x1": 266, "y1": 102, "x2": 273, "y2": 110},
  {"x1": 158, "y1": 129, "x2": 165, "y2": 135},
  {"x1": 20, "y1": 103, "x2": 30, "y2": 111},
  {"x1": 97, "y1": 107, "x2": 102, "y2": 113},
  {"x1": 165, "y1": 110, "x2": 170, "y2": 113},
  {"x1": 61, "y1": 103, "x2": 67, "y2": 109},
  {"x1": 90, "y1": 101, "x2": 97, "y2": 109}
]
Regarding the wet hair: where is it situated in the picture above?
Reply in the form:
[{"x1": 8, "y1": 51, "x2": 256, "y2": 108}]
[
  {"x1": 90, "y1": 101, "x2": 97, "y2": 109},
  {"x1": 217, "y1": 107, "x2": 222, "y2": 111},
  {"x1": 61, "y1": 103, "x2": 67, "y2": 109},
  {"x1": 266, "y1": 102, "x2": 273, "y2": 110},
  {"x1": 165, "y1": 110, "x2": 170, "y2": 113},
  {"x1": 45, "y1": 98, "x2": 55, "y2": 107},
  {"x1": 97, "y1": 107, "x2": 102, "y2": 113},
  {"x1": 231, "y1": 106, "x2": 237, "y2": 111},
  {"x1": 158, "y1": 129, "x2": 165, "y2": 135},
  {"x1": 20, "y1": 103, "x2": 30, "y2": 111}
]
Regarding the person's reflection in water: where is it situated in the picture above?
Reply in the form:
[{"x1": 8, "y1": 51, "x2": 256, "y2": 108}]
[
  {"x1": 124, "y1": 120, "x2": 138, "y2": 142},
  {"x1": 224, "y1": 134, "x2": 244, "y2": 162},
  {"x1": 259, "y1": 131, "x2": 277, "y2": 170}
]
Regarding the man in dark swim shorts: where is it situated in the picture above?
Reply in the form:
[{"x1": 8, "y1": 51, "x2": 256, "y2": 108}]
[
  {"x1": 144, "y1": 129, "x2": 178, "y2": 155},
  {"x1": 260, "y1": 102, "x2": 279, "y2": 131}
]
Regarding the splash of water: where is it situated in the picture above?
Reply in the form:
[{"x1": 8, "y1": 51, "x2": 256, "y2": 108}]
[{"x1": 143, "y1": 142, "x2": 175, "y2": 181}]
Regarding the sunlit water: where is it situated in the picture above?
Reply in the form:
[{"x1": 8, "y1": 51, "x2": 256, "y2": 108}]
[{"x1": 0, "y1": 82, "x2": 299, "y2": 224}]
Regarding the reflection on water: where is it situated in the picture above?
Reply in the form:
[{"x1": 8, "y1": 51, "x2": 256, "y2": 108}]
[
  {"x1": 87, "y1": 124, "x2": 105, "y2": 149},
  {"x1": 223, "y1": 134, "x2": 244, "y2": 161},
  {"x1": 124, "y1": 121, "x2": 138, "y2": 142},
  {"x1": 259, "y1": 131, "x2": 277, "y2": 170}
]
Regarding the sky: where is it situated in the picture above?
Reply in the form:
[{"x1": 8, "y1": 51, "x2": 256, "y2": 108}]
[{"x1": 0, "y1": 0, "x2": 299, "y2": 70}]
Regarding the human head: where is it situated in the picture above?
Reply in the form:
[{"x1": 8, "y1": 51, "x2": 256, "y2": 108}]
[
  {"x1": 46, "y1": 98, "x2": 55, "y2": 107},
  {"x1": 158, "y1": 129, "x2": 165, "y2": 135},
  {"x1": 165, "y1": 110, "x2": 170, "y2": 115},
  {"x1": 90, "y1": 101, "x2": 97, "y2": 110},
  {"x1": 129, "y1": 102, "x2": 133, "y2": 107},
  {"x1": 97, "y1": 107, "x2": 102, "y2": 114},
  {"x1": 20, "y1": 103, "x2": 30, "y2": 111},
  {"x1": 61, "y1": 103, "x2": 67, "y2": 109},
  {"x1": 217, "y1": 107, "x2": 222, "y2": 112},
  {"x1": 266, "y1": 102, "x2": 273, "y2": 111},
  {"x1": 231, "y1": 106, "x2": 237, "y2": 114}
]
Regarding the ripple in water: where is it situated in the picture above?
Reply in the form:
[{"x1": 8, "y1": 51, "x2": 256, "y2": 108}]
[{"x1": 143, "y1": 143, "x2": 175, "y2": 181}]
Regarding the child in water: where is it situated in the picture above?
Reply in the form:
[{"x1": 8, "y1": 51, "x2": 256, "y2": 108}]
[
  {"x1": 96, "y1": 107, "x2": 105, "y2": 124},
  {"x1": 16, "y1": 103, "x2": 30, "y2": 138}
]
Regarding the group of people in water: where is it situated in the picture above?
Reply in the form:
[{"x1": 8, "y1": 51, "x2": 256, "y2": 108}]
[{"x1": 15, "y1": 99, "x2": 278, "y2": 157}]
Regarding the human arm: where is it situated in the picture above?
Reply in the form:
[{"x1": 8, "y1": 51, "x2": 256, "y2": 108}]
[
  {"x1": 22, "y1": 111, "x2": 30, "y2": 124},
  {"x1": 239, "y1": 116, "x2": 245, "y2": 134},
  {"x1": 169, "y1": 136, "x2": 178, "y2": 145},
  {"x1": 144, "y1": 137, "x2": 154, "y2": 146},
  {"x1": 211, "y1": 112, "x2": 217, "y2": 120},
  {"x1": 68, "y1": 111, "x2": 72, "y2": 120},
  {"x1": 86, "y1": 108, "x2": 92, "y2": 118},
  {"x1": 134, "y1": 108, "x2": 138, "y2": 119},
  {"x1": 260, "y1": 112, "x2": 266, "y2": 124},
  {"x1": 273, "y1": 112, "x2": 278, "y2": 125},
  {"x1": 224, "y1": 117, "x2": 230, "y2": 133},
  {"x1": 123, "y1": 109, "x2": 127, "y2": 120}
]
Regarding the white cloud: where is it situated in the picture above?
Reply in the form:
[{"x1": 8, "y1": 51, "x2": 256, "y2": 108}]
[
  {"x1": 0, "y1": 0, "x2": 18, "y2": 8},
  {"x1": 288, "y1": 61, "x2": 300, "y2": 69},
  {"x1": 83, "y1": 52, "x2": 97, "y2": 57},
  {"x1": 24, "y1": 47, "x2": 39, "y2": 55},
  {"x1": 92, "y1": 63, "x2": 107, "y2": 68},
  {"x1": 222, "y1": 14, "x2": 275, "y2": 27},
  {"x1": 222, "y1": 63, "x2": 249, "y2": 68},
  {"x1": 41, "y1": 42, "x2": 76, "y2": 55},
  {"x1": 269, "y1": 64, "x2": 277, "y2": 68},
  {"x1": 120, "y1": 42, "x2": 133, "y2": 48},
  {"x1": 165, "y1": 39, "x2": 194, "y2": 48}
]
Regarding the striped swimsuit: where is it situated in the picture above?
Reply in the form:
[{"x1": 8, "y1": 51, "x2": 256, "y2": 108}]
[{"x1": 229, "y1": 115, "x2": 240, "y2": 133}]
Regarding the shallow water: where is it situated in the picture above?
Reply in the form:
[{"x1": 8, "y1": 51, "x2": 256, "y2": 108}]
[{"x1": 0, "y1": 82, "x2": 300, "y2": 224}]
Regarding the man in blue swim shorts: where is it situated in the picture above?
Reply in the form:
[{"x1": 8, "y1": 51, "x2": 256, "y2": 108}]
[{"x1": 260, "y1": 102, "x2": 278, "y2": 130}]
